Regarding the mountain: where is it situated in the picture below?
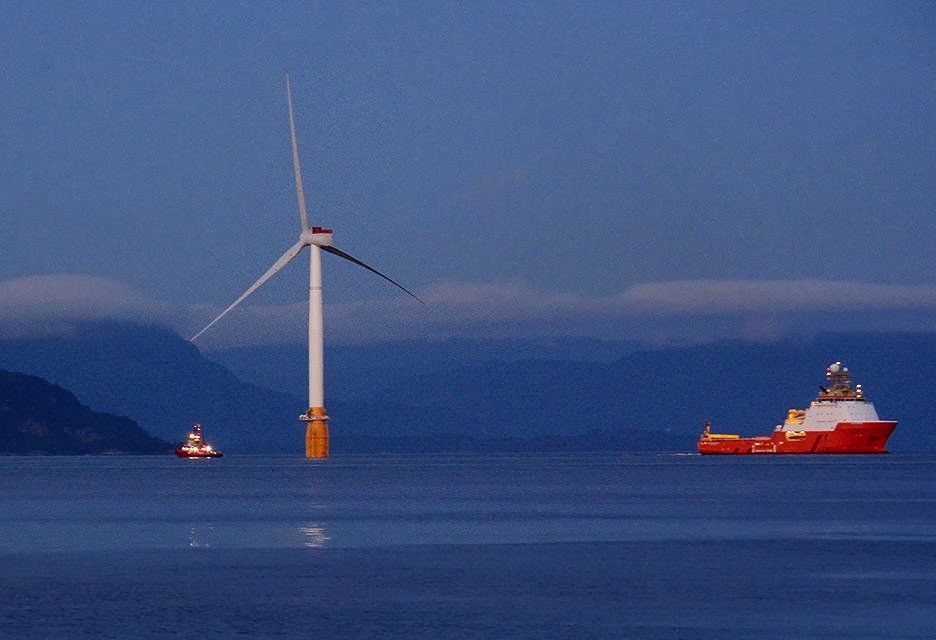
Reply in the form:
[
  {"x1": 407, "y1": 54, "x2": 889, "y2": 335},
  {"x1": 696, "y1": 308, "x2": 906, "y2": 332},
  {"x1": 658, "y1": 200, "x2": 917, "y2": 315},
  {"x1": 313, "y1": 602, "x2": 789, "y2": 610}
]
[
  {"x1": 212, "y1": 332, "x2": 936, "y2": 453},
  {"x1": 339, "y1": 333, "x2": 936, "y2": 452},
  {"x1": 1, "y1": 323, "x2": 933, "y2": 453},
  {"x1": 0, "y1": 322, "x2": 305, "y2": 453},
  {"x1": 211, "y1": 337, "x2": 641, "y2": 402},
  {"x1": 0, "y1": 369, "x2": 170, "y2": 455}
]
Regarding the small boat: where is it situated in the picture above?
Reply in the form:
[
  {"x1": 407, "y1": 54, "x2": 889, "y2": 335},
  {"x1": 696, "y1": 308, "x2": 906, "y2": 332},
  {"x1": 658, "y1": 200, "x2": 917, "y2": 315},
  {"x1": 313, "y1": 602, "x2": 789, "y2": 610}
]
[
  {"x1": 175, "y1": 423, "x2": 223, "y2": 458},
  {"x1": 698, "y1": 362, "x2": 897, "y2": 455}
]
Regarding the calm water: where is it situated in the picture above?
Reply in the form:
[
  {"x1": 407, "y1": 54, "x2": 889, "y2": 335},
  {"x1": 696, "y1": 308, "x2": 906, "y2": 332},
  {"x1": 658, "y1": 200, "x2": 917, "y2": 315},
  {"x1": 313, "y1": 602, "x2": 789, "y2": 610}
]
[{"x1": 1, "y1": 453, "x2": 934, "y2": 639}]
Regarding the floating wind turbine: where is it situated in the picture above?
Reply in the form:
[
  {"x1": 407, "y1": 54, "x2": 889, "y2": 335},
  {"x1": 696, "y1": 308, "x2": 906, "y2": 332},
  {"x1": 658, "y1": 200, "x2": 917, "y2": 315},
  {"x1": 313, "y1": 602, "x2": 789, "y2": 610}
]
[{"x1": 192, "y1": 74, "x2": 421, "y2": 458}]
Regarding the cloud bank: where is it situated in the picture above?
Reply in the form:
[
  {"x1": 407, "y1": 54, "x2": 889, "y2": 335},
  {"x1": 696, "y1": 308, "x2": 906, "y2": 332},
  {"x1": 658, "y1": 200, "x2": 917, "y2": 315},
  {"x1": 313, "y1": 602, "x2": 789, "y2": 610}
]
[
  {"x1": 0, "y1": 274, "x2": 175, "y2": 339},
  {"x1": 184, "y1": 278, "x2": 936, "y2": 349},
  {"x1": 3, "y1": 274, "x2": 936, "y2": 348}
]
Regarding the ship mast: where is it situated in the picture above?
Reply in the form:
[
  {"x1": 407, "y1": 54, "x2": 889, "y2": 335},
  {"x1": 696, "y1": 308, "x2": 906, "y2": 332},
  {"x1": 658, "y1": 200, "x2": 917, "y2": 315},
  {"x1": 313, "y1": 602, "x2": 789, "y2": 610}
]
[{"x1": 823, "y1": 362, "x2": 855, "y2": 397}]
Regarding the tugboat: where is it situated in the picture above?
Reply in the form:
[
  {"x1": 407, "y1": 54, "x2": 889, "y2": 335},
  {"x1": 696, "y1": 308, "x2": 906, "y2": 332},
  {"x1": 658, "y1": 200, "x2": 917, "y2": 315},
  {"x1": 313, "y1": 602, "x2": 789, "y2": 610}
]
[
  {"x1": 699, "y1": 362, "x2": 897, "y2": 454},
  {"x1": 175, "y1": 423, "x2": 223, "y2": 458}
]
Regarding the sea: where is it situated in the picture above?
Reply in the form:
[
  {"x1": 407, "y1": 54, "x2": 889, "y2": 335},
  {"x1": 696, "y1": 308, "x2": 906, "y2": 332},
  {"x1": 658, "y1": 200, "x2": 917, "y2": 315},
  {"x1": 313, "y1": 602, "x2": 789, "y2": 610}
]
[{"x1": 1, "y1": 453, "x2": 934, "y2": 639}]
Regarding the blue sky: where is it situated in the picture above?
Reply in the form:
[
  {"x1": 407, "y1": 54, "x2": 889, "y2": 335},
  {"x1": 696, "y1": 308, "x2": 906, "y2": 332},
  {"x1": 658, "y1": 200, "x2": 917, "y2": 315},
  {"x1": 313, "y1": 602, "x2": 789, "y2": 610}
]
[{"x1": 1, "y1": 1, "x2": 934, "y2": 347}]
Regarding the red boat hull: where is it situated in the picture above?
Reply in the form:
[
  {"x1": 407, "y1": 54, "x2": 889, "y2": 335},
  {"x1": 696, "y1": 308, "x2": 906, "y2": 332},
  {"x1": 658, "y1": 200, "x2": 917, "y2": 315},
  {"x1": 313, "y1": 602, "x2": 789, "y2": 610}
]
[
  {"x1": 175, "y1": 448, "x2": 223, "y2": 458},
  {"x1": 698, "y1": 421, "x2": 897, "y2": 455}
]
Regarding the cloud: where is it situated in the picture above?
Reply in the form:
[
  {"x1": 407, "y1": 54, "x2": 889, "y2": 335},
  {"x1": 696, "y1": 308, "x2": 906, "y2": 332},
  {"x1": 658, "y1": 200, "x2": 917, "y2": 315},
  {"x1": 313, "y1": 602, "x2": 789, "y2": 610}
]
[
  {"x1": 616, "y1": 280, "x2": 936, "y2": 315},
  {"x1": 0, "y1": 274, "x2": 174, "y2": 339},
  {"x1": 3, "y1": 274, "x2": 936, "y2": 348},
  {"x1": 186, "y1": 279, "x2": 936, "y2": 349}
]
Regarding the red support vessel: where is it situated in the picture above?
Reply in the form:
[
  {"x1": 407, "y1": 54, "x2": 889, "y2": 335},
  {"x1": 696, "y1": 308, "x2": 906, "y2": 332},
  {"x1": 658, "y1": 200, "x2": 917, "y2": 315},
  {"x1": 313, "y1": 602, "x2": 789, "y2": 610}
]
[
  {"x1": 175, "y1": 423, "x2": 223, "y2": 458},
  {"x1": 698, "y1": 362, "x2": 897, "y2": 455}
]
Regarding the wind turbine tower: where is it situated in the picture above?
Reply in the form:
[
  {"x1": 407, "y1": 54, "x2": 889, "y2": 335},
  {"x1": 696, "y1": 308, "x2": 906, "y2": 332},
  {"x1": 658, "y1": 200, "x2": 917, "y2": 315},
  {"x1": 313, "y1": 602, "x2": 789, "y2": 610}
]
[{"x1": 192, "y1": 75, "x2": 421, "y2": 458}]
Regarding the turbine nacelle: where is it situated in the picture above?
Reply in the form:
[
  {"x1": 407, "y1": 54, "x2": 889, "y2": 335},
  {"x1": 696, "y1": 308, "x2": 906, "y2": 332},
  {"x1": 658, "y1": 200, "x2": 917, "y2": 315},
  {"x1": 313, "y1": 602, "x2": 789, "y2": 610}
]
[{"x1": 300, "y1": 226, "x2": 334, "y2": 247}]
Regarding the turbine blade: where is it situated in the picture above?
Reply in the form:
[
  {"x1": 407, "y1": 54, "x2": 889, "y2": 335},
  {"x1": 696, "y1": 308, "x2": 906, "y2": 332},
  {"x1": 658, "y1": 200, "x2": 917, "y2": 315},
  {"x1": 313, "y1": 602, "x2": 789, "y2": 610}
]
[
  {"x1": 191, "y1": 240, "x2": 306, "y2": 341},
  {"x1": 286, "y1": 73, "x2": 310, "y2": 231},
  {"x1": 322, "y1": 245, "x2": 424, "y2": 303}
]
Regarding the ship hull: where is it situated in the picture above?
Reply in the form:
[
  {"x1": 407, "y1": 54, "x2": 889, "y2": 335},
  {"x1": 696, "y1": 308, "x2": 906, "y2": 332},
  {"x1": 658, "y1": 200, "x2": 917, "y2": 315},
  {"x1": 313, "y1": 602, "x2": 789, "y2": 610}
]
[
  {"x1": 175, "y1": 448, "x2": 223, "y2": 458},
  {"x1": 698, "y1": 421, "x2": 897, "y2": 455}
]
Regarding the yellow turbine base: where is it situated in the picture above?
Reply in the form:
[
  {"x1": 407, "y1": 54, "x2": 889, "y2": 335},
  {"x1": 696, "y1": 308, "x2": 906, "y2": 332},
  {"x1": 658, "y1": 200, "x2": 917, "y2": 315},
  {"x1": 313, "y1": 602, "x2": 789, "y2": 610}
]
[{"x1": 304, "y1": 406, "x2": 329, "y2": 458}]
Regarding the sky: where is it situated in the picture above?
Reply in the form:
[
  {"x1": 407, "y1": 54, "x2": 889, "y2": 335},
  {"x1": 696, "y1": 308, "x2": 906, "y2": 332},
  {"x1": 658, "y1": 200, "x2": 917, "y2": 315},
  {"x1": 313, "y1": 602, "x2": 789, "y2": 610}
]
[{"x1": 1, "y1": 1, "x2": 935, "y2": 348}]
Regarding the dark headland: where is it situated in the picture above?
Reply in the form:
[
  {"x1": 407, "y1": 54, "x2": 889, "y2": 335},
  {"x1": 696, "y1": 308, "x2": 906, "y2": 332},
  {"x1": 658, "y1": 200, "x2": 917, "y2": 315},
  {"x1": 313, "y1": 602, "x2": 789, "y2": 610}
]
[{"x1": 0, "y1": 369, "x2": 171, "y2": 455}]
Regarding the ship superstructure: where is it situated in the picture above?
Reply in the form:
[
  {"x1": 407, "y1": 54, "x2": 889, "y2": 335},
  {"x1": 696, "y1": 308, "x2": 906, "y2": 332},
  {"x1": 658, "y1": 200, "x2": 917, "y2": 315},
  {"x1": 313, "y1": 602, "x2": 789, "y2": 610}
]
[{"x1": 698, "y1": 362, "x2": 897, "y2": 454}]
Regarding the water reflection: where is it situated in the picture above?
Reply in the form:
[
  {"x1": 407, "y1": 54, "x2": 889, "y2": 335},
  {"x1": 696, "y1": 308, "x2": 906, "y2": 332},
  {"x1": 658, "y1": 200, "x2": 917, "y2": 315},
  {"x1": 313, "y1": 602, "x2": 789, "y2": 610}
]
[
  {"x1": 299, "y1": 523, "x2": 331, "y2": 548},
  {"x1": 188, "y1": 525, "x2": 214, "y2": 549}
]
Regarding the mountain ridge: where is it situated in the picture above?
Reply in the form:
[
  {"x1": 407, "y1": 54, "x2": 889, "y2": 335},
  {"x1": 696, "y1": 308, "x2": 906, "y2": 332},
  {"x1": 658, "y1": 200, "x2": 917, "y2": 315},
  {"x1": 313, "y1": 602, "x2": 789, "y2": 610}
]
[
  {"x1": 1, "y1": 323, "x2": 933, "y2": 453},
  {"x1": 0, "y1": 369, "x2": 171, "y2": 455}
]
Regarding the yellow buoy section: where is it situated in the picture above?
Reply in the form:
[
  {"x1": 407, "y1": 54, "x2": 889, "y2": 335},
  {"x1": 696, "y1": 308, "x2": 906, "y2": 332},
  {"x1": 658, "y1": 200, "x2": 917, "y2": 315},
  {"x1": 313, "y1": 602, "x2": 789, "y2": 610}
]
[{"x1": 304, "y1": 406, "x2": 329, "y2": 458}]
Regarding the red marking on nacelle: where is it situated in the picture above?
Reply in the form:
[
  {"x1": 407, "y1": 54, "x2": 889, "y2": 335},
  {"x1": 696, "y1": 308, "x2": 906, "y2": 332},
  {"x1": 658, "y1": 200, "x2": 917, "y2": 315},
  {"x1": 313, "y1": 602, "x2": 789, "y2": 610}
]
[{"x1": 311, "y1": 226, "x2": 333, "y2": 234}]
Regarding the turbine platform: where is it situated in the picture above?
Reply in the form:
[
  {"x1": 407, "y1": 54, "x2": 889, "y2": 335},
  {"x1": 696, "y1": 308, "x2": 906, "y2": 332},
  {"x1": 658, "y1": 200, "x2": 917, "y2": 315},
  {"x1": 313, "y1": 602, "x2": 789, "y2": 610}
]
[{"x1": 300, "y1": 406, "x2": 329, "y2": 458}]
